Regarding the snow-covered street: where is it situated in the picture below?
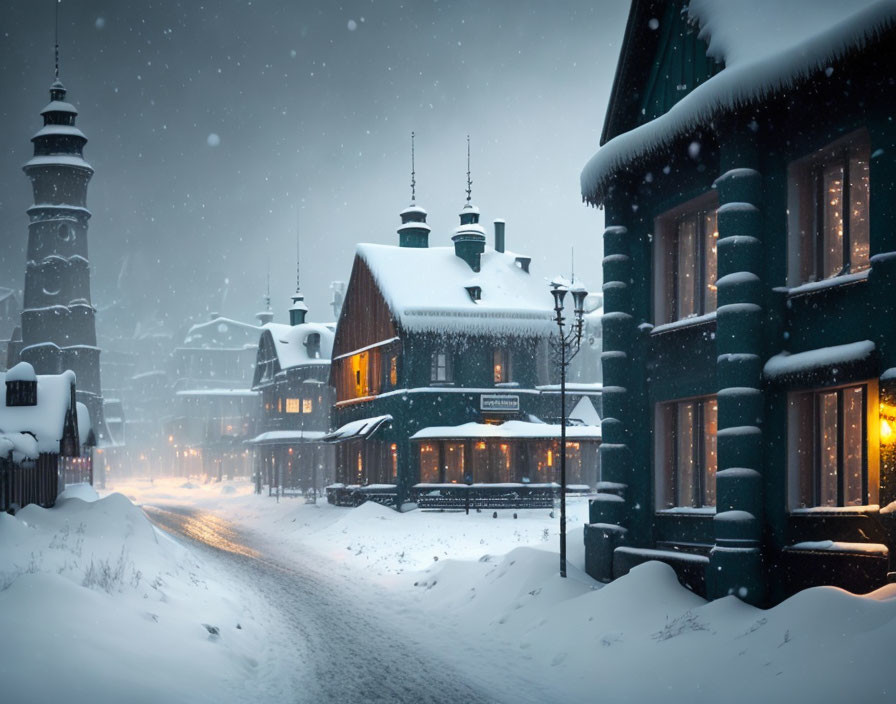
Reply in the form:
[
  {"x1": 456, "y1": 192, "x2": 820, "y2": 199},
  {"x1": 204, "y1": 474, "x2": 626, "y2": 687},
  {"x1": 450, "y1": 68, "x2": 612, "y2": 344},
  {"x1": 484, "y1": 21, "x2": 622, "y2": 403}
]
[
  {"x1": 4, "y1": 477, "x2": 896, "y2": 703},
  {"x1": 141, "y1": 503, "x2": 522, "y2": 704}
]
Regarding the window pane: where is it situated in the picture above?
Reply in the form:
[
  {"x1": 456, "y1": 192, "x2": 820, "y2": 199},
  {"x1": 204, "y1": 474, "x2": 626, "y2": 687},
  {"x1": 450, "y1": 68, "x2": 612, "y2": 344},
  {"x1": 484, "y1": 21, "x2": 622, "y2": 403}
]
[
  {"x1": 842, "y1": 386, "x2": 865, "y2": 506},
  {"x1": 656, "y1": 404, "x2": 676, "y2": 509},
  {"x1": 419, "y1": 443, "x2": 440, "y2": 483},
  {"x1": 818, "y1": 392, "x2": 839, "y2": 506},
  {"x1": 702, "y1": 398, "x2": 718, "y2": 507},
  {"x1": 444, "y1": 443, "x2": 465, "y2": 483},
  {"x1": 822, "y1": 163, "x2": 845, "y2": 278},
  {"x1": 790, "y1": 392, "x2": 815, "y2": 509},
  {"x1": 677, "y1": 217, "x2": 697, "y2": 318},
  {"x1": 702, "y1": 210, "x2": 718, "y2": 314},
  {"x1": 849, "y1": 152, "x2": 870, "y2": 273},
  {"x1": 676, "y1": 402, "x2": 697, "y2": 507}
]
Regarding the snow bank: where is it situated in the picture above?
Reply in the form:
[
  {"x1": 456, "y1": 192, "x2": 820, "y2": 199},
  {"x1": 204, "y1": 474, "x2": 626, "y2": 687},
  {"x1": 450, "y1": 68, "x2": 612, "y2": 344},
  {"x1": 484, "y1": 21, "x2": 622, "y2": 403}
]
[{"x1": 0, "y1": 490, "x2": 266, "y2": 704}]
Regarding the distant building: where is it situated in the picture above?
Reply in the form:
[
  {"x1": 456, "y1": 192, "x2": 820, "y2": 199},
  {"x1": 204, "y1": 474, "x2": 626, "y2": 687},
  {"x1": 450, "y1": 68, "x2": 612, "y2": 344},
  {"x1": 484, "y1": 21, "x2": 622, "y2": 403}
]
[
  {"x1": 581, "y1": 0, "x2": 896, "y2": 604},
  {"x1": 168, "y1": 314, "x2": 261, "y2": 478},
  {"x1": 248, "y1": 284, "x2": 336, "y2": 496},
  {"x1": 327, "y1": 192, "x2": 601, "y2": 507},
  {"x1": 0, "y1": 362, "x2": 93, "y2": 511}
]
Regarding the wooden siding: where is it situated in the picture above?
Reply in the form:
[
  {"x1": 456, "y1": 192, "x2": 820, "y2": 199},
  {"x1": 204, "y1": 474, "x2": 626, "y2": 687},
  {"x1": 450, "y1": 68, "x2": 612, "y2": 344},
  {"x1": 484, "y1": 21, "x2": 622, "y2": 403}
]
[
  {"x1": 330, "y1": 255, "x2": 399, "y2": 401},
  {"x1": 0, "y1": 453, "x2": 61, "y2": 512}
]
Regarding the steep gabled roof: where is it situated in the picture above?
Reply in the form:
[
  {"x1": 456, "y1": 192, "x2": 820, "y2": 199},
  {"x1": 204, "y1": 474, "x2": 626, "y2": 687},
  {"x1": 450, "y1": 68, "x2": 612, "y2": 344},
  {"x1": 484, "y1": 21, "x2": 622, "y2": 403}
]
[
  {"x1": 0, "y1": 364, "x2": 77, "y2": 455},
  {"x1": 264, "y1": 322, "x2": 334, "y2": 369},
  {"x1": 582, "y1": 0, "x2": 896, "y2": 206},
  {"x1": 356, "y1": 244, "x2": 554, "y2": 337}
]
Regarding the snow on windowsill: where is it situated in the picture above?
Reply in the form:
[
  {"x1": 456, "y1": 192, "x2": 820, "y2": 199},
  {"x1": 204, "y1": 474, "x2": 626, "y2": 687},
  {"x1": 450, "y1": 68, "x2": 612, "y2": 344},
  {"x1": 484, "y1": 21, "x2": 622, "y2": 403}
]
[
  {"x1": 774, "y1": 269, "x2": 870, "y2": 297},
  {"x1": 787, "y1": 541, "x2": 888, "y2": 555},
  {"x1": 790, "y1": 505, "x2": 879, "y2": 515},
  {"x1": 764, "y1": 340, "x2": 875, "y2": 379},
  {"x1": 650, "y1": 312, "x2": 717, "y2": 335},
  {"x1": 656, "y1": 507, "x2": 716, "y2": 516}
]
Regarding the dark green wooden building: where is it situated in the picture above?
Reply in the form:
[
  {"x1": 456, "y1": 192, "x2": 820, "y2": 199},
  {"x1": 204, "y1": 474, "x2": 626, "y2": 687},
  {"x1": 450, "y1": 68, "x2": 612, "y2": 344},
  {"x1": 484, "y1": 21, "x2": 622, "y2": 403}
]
[
  {"x1": 581, "y1": 0, "x2": 896, "y2": 605},
  {"x1": 327, "y1": 198, "x2": 602, "y2": 506}
]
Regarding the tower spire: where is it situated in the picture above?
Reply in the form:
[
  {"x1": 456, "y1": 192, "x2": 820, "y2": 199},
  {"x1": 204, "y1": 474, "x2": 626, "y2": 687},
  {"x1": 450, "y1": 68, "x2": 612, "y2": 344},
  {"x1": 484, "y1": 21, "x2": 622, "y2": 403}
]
[
  {"x1": 289, "y1": 210, "x2": 308, "y2": 326},
  {"x1": 410, "y1": 131, "x2": 416, "y2": 204},
  {"x1": 465, "y1": 134, "x2": 472, "y2": 203},
  {"x1": 54, "y1": 0, "x2": 60, "y2": 81}
]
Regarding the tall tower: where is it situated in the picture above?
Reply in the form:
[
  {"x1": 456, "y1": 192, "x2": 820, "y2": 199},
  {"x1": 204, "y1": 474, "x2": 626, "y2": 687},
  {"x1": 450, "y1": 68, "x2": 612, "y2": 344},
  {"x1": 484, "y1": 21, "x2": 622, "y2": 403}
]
[{"x1": 18, "y1": 69, "x2": 107, "y2": 442}]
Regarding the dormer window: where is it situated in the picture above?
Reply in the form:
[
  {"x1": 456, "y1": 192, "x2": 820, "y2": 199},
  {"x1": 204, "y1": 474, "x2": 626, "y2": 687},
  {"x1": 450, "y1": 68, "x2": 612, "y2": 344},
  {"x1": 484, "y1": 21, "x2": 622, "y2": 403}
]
[
  {"x1": 304, "y1": 332, "x2": 321, "y2": 359},
  {"x1": 6, "y1": 380, "x2": 37, "y2": 407},
  {"x1": 514, "y1": 257, "x2": 531, "y2": 273},
  {"x1": 465, "y1": 285, "x2": 482, "y2": 302}
]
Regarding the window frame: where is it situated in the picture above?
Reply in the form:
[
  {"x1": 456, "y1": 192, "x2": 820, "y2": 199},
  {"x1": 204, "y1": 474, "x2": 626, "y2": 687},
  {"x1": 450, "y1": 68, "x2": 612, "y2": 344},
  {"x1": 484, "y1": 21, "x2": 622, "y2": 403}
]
[
  {"x1": 787, "y1": 129, "x2": 871, "y2": 286},
  {"x1": 654, "y1": 394, "x2": 718, "y2": 511},
  {"x1": 493, "y1": 348, "x2": 513, "y2": 384},
  {"x1": 430, "y1": 350, "x2": 453, "y2": 384},
  {"x1": 787, "y1": 380, "x2": 880, "y2": 511},
  {"x1": 653, "y1": 192, "x2": 719, "y2": 325}
]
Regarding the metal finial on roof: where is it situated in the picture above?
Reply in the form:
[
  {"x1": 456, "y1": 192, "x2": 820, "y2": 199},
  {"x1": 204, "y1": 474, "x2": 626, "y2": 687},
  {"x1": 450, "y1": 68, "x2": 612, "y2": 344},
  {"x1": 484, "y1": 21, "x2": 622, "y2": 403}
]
[
  {"x1": 465, "y1": 135, "x2": 473, "y2": 203},
  {"x1": 54, "y1": 0, "x2": 60, "y2": 80},
  {"x1": 265, "y1": 261, "x2": 271, "y2": 311},
  {"x1": 296, "y1": 210, "x2": 302, "y2": 293},
  {"x1": 410, "y1": 131, "x2": 416, "y2": 204}
]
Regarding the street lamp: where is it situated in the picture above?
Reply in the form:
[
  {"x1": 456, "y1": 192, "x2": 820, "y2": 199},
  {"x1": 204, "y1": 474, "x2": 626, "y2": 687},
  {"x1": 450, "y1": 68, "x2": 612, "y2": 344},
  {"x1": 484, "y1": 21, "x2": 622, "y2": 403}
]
[{"x1": 550, "y1": 279, "x2": 588, "y2": 578}]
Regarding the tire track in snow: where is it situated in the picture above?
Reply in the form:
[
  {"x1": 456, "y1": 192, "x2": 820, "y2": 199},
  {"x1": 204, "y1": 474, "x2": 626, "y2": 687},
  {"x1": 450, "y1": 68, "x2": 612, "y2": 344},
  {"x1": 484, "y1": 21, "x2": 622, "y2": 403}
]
[{"x1": 144, "y1": 504, "x2": 513, "y2": 704}]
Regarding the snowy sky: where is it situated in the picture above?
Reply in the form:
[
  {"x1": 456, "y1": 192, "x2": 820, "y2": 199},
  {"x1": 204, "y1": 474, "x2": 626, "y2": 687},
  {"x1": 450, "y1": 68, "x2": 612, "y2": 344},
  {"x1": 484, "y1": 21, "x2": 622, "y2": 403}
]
[{"x1": 0, "y1": 0, "x2": 626, "y2": 339}]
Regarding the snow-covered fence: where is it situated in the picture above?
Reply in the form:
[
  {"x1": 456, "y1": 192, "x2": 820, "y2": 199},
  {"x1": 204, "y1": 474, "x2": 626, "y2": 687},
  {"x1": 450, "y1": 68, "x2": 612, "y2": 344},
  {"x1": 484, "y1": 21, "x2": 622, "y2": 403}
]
[{"x1": 0, "y1": 453, "x2": 60, "y2": 512}]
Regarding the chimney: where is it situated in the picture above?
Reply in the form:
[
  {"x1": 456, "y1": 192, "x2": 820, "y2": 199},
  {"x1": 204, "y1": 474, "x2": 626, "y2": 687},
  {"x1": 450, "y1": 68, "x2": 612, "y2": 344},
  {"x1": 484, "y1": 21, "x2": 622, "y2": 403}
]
[{"x1": 493, "y1": 219, "x2": 505, "y2": 253}]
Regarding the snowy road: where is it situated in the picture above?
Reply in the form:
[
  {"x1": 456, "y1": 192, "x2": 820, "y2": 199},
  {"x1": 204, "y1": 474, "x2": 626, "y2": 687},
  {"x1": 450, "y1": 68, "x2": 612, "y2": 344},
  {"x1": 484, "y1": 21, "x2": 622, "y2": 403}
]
[{"x1": 143, "y1": 504, "x2": 520, "y2": 704}]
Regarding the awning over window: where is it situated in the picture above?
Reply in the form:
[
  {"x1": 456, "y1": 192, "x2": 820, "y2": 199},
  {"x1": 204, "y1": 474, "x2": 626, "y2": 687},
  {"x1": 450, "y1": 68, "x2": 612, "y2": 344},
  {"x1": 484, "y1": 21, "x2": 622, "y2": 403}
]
[
  {"x1": 322, "y1": 414, "x2": 393, "y2": 443},
  {"x1": 410, "y1": 420, "x2": 601, "y2": 442},
  {"x1": 763, "y1": 340, "x2": 876, "y2": 384},
  {"x1": 246, "y1": 430, "x2": 327, "y2": 445}
]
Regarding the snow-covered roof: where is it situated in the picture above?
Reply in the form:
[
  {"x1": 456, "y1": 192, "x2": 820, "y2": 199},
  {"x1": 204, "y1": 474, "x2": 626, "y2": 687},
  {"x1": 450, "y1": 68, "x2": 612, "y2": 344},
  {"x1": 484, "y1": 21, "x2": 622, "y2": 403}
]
[
  {"x1": 410, "y1": 420, "x2": 601, "y2": 441},
  {"x1": 76, "y1": 402, "x2": 92, "y2": 445},
  {"x1": 23, "y1": 154, "x2": 94, "y2": 171},
  {"x1": 5, "y1": 362, "x2": 36, "y2": 382},
  {"x1": 32, "y1": 124, "x2": 87, "y2": 140},
  {"x1": 0, "y1": 365, "x2": 76, "y2": 454},
  {"x1": 263, "y1": 322, "x2": 334, "y2": 368},
  {"x1": 323, "y1": 415, "x2": 393, "y2": 442},
  {"x1": 182, "y1": 316, "x2": 262, "y2": 349},
  {"x1": 357, "y1": 244, "x2": 555, "y2": 336},
  {"x1": 0, "y1": 432, "x2": 39, "y2": 462},
  {"x1": 569, "y1": 396, "x2": 601, "y2": 426},
  {"x1": 581, "y1": 0, "x2": 896, "y2": 204},
  {"x1": 40, "y1": 100, "x2": 78, "y2": 115}
]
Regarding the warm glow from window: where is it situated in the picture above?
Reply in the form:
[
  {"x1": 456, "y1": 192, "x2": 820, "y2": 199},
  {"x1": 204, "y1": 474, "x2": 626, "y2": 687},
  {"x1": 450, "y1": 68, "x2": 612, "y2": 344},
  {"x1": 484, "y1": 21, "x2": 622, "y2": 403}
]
[
  {"x1": 302, "y1": 398, "x2": 313, "y2": 413},
  {"x1": 286, "y1": 398, "x2": 300, "y2": 413},
  {"x1": 881, "y1": 403, "x2": 896, "y2": 444},
  {"x1": 476, "y1": 441, "x2": 486, "y2": 450}
]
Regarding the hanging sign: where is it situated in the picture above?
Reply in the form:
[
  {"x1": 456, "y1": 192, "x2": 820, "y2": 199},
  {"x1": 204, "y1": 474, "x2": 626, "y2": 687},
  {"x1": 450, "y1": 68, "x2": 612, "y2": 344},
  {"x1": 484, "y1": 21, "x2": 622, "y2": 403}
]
[{"x1": 480, "y1": 393, "x2": 520, "y2": 412}]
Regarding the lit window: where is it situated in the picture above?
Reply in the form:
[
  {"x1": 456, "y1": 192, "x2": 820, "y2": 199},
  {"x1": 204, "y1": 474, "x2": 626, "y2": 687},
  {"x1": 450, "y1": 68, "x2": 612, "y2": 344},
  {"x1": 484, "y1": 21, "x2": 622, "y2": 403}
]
[
  {"x1": 788, "y1": 130, "x2": 870, "y2": 285},
  {"x1": 419, "y1": 443, "x2": 439, "y2": 483},
  {"x1": 389, "y1": 355, "x2": 398, "y2": 386},
  {"x1": 302, "y1": 398, "x2": 313, "y2": 413},
  {"x1": 655, "y1": 195, "x2": 718, "y2": 324},
  {"x1": 655, "y1": 396, "x2": 717, "y2": 509},
  {"x1": 788, "y1": 382, "x2": 879, "y2": 509},
  {"x1": 431, "y1": 350, "x2": 453, "y2": 383},
  {"x1": 285, "y1": 398, "x2": 300, "y2": 413},
  {"x1": 493, "y1": 349, "x2": 512, "y2": 383}
]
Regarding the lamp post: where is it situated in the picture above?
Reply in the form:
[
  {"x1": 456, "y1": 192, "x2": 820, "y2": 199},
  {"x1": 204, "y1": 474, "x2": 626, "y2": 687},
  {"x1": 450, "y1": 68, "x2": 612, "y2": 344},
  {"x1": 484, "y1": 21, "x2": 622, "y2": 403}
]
[{"x1": 550, "y1": 280, "x2": 588, "y2": 578}]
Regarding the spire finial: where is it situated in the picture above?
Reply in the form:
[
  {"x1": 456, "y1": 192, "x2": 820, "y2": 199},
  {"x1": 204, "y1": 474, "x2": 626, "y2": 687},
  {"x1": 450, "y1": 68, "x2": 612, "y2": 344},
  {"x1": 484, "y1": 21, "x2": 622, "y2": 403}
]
[
  {"x1": 410, "y1": 131, "x2": 416, "y2": 204},
  {"x1": 295, "y1": 210, "x2": 301, "y2": 292},
  {"x1": 265, "y1": 260, "x2": 271, "y2": 311},
  {"x1": 465, "y1": 135, "x2": 472, "y2": 203},
  {"x1": 54, "y1": 0, "x2": 60, "y2": 80}
]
